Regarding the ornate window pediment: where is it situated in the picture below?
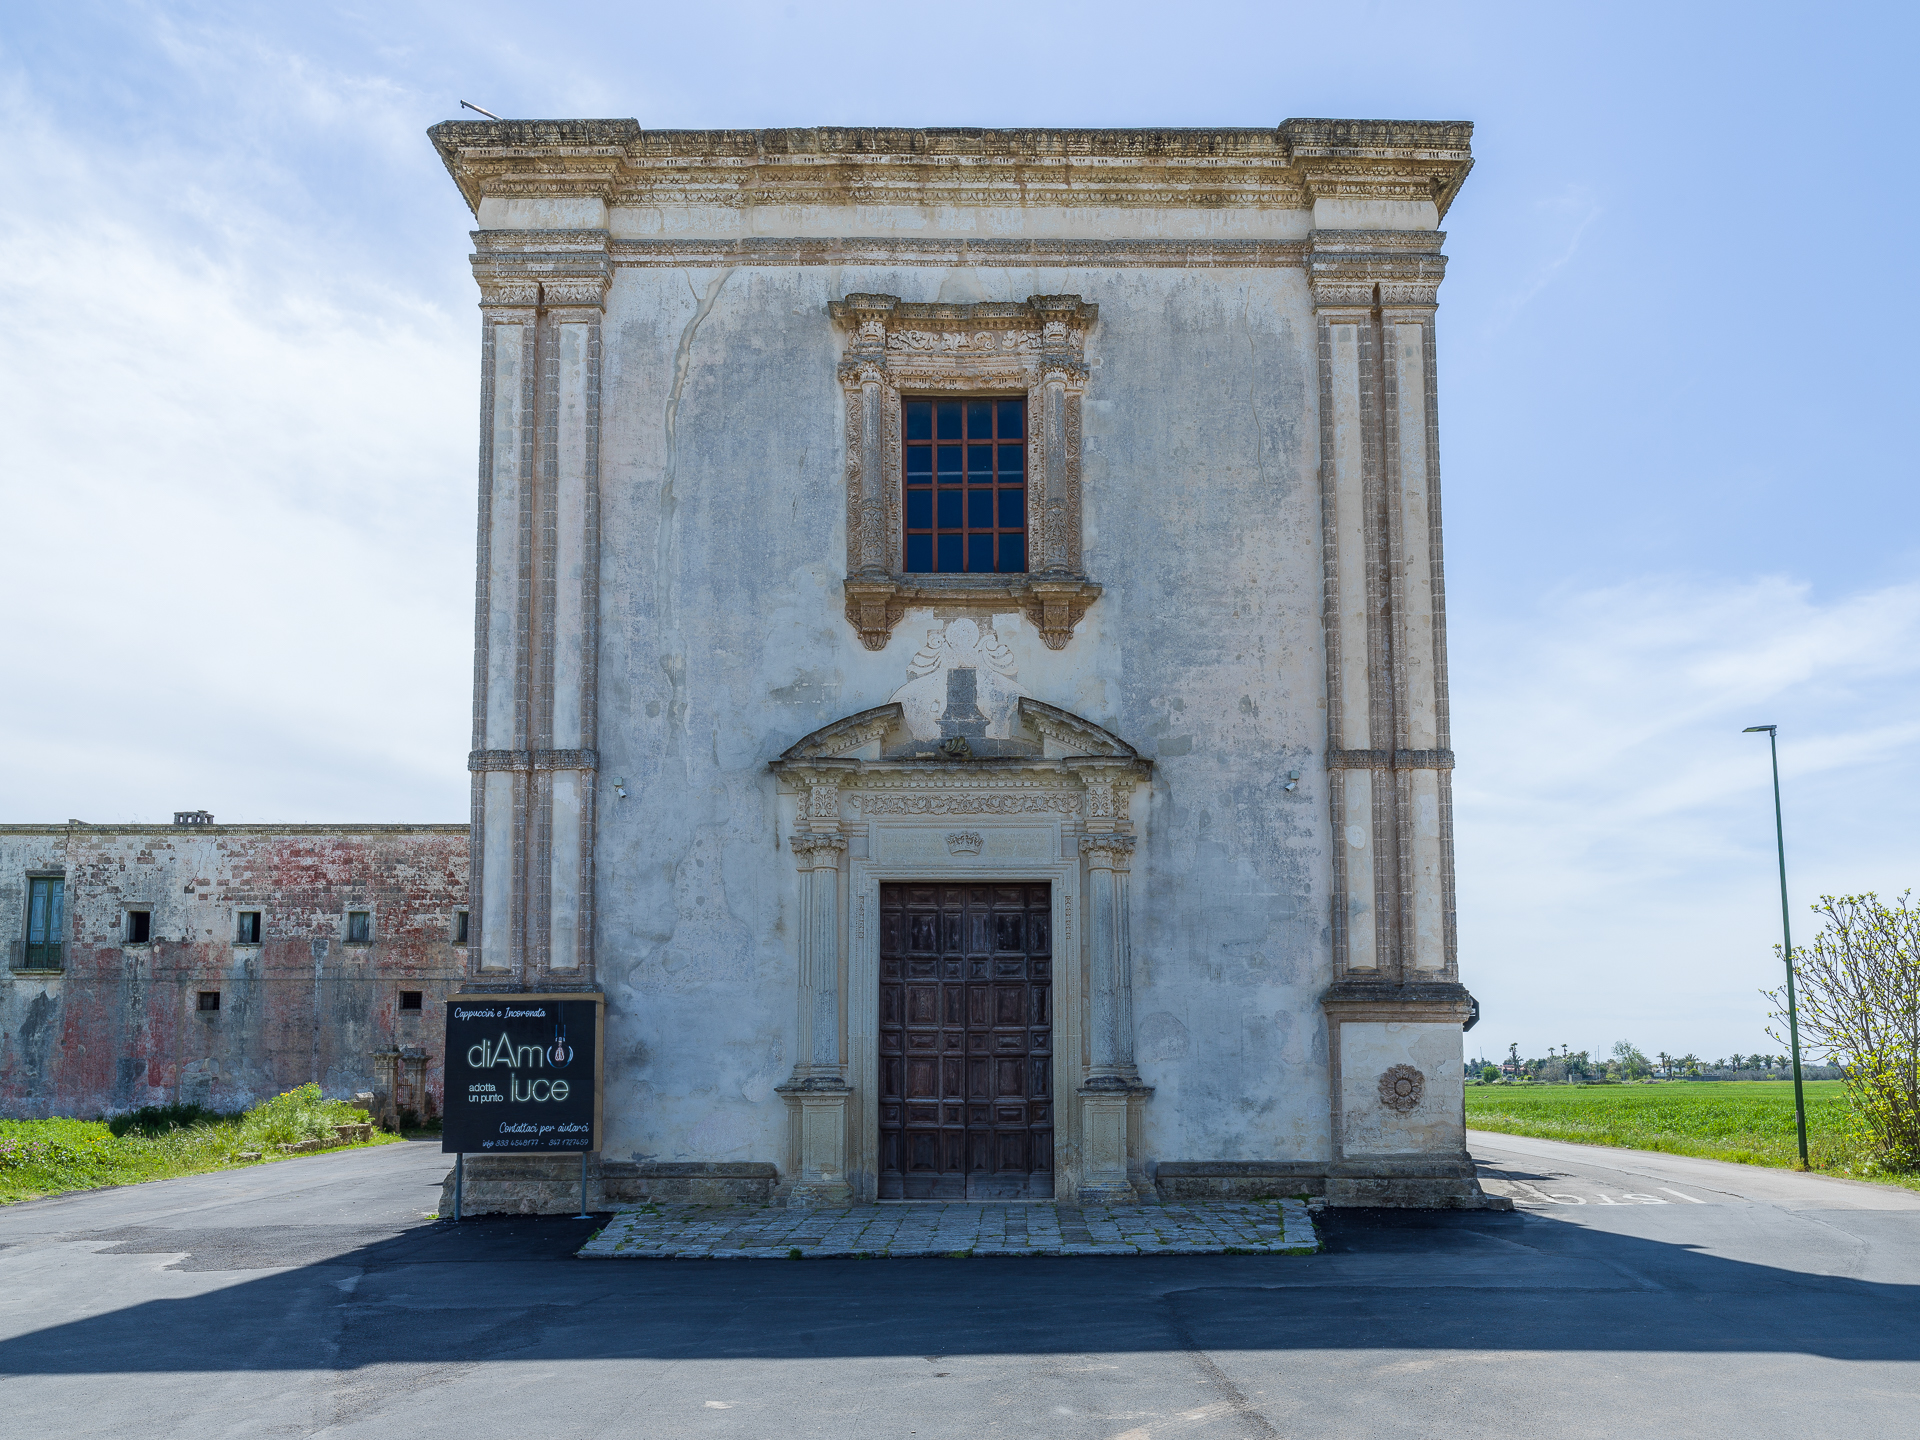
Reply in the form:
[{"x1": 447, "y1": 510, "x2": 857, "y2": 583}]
[{"x1": 832, "y1": 294, "x2": 1101, "y2": 652}]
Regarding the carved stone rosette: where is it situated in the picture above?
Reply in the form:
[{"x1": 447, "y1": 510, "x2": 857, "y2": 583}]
[{"x1": 829, "y1": 294, "x2": 1102, "y2": 651}]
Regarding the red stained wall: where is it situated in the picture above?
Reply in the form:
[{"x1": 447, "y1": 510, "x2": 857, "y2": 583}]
[{"x1": 1, "y1": 824, "x2": 468, "y2": 1119}]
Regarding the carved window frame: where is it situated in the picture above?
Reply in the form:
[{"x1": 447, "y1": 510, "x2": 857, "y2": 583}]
[{"x1": 832, "y1": 294, "x2": 1101, "y2": 652}]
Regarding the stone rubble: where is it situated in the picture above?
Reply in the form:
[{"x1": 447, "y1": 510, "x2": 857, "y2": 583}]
[{"x1": 579, "y1": 1199, "x2": 1317, "y2": 1260}]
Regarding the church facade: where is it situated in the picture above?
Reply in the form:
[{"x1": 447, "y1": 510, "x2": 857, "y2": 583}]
[{"x1": 428, "y1": 118, "x2": 1493, "y2": 1206}]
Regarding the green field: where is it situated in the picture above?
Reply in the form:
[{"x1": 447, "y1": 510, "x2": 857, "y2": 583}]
[
  {"x1": 0, "y1": 1085, "x2": 401, "y2": 1205},
  {"x1": 1465, "y1": 1079, "x2": 1916, "y2": 1187}
]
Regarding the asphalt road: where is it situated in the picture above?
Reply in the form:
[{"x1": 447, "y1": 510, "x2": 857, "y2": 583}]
[{"x1": 1, "y1": 1132, "x2": 1916, "y2": 1439}]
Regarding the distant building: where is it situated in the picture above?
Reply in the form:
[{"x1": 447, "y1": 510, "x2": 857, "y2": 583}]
[
  {"x1": 427, "y1": 116, "x2": 1497, "y2": 1207},
  {"x1": 1, "y1": 819, "x2": 466, "y2": 1120}
]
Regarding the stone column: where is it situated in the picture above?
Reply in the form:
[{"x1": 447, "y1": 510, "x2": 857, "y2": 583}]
[
  {"x1": 1380, "y1": 284, "x2": 1452, "y2": 977},
  {"x1": 469, "y1": 271, "x2": 538, "y2": 980},
  {"x1": 1313, "y1": 277, "x2": 1384, "y2": 977},
  {"x1": 538, "y1": 274, "x2": 608, "y2": 982},
  {"x1": 1073, "y1": 761, "x2": 1150, "y2": 1204},
  {"x1": 1310, "y1": 229, "x2": 1490, "y2": 1208},
  {"x1": 776, "y1": 765, "x2": 855, "y2": 1205},
  {"x1": 465, "y1": 231, "x2": 610, "y2": 990}
]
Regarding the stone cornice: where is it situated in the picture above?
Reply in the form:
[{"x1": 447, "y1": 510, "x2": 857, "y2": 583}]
[
  {"x1": 0, "y1": 823, "x2": 468, "y2": 836},
  {"x1": 427, "y1": 119, "x2": 1473, "y2": 219}
]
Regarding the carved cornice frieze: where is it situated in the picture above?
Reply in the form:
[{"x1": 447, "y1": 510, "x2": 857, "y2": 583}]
[
  {"x1": 468, "y1": 749, "x2": 600, "y2": 772},
  {"x1": 428, "y1": 121, "x2": 1472, "y2": 220},
  {"x1": 1327, "y1": 748, "x2": 1455, "y2": 771},
  {"x1": 606, "y1": 237, "x2": 1309, "y2": 269},
  {"x1": 830, "y1": 293, "x2": 1096, "y2": 388}
]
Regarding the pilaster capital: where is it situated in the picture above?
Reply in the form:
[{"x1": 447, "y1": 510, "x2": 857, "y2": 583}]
[
  {"x1": 1305, "y1": 230, "x2": 1448, "y2": 315},
  {"x1": 1080, "y1": 833, "x2": 1137, "y2": 869},
  {"x1": 470, "y1": 229, "x2": 613, "y2": 313},
  {"x1": 789, "y1": 831, "x2": 849, "y2": 866}
]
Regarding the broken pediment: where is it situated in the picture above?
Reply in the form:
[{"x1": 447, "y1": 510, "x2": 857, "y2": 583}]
[{"x1": 775, "y1": 696, "x2": 1141, "y2": 768}]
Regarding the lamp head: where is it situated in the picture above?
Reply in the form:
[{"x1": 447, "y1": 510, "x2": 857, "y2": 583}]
[{"x1": 1742, "y1": 725, "x2": 1776, "y2": 734}]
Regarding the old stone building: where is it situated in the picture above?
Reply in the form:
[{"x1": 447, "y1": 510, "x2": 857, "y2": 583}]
[
  {"x1": 429, "y1": 117, "x2": 1493, "y2": 1206},
  {"x1": 1, "y1": 818, "x2": 467, "y2": 1119}
]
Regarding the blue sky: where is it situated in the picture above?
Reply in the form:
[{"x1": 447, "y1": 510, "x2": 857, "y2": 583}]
[{"x1": 3, "y1": 0, "x2": 1915, "y2": 1060}]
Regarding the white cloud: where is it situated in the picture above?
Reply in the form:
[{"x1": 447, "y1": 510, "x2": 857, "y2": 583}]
[
  {"x1": 1453, "y1": 574, "x2": 1920, "y2": 1060},
  {"x1": 0, "y1": 62, "x2": 473, "y2": 823}
]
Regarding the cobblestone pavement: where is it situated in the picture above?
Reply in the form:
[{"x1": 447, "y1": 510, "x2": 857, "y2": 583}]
[{"x1": 579, "y1": 1198, "x2": 1318, "y2": 1259}]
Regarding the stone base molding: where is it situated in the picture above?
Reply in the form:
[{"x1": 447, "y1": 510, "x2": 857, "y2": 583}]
[
  {"x1": 1152, "y1": 1158, "x2": 1511, "y2": 1210},
  {"x1": 435, "y1": 1157, "x2": 785, "y2": 1216},
  {"x1": 777, "y1": 1076, "x2": 855, "y2": 1207},
  {"x1": 1076, "y1": 1076, "x2": 1155, "y2": 1204}
]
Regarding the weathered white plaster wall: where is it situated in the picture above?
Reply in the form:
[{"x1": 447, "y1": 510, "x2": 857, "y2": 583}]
[
  {"x1": 1338, "y1": 1021, "x2": 1465, "y2": 1156},
  {"x1": 589, "y1": 246, "x2": 1334, "y2": 1168}
]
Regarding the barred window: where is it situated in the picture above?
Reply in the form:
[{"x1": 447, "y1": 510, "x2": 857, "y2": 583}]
[{"x1": 902, "y1": 398, "x2": 1026, "y2": 574}]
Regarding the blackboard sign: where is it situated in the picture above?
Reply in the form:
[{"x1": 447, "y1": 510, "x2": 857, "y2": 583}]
[{"x1": 443, "y1": 994, "x2": 603, "y2": 1154}]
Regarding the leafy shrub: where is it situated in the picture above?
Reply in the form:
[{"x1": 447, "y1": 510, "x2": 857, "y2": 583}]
[
  {"x1": 108, "y1": 1103, "x2": 225, "y2": 1138},
  {"x1": 233, "y1": 1084, "x2": 366, "y2": 1148},
  {"x1": 1767, "y1": 891, "x2": 1920, "y2": 1173}
]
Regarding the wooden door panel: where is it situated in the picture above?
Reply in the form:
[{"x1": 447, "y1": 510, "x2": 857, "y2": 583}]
[{"x1": 879, "y1": 880, "x2": 1054, "y2": 1199}]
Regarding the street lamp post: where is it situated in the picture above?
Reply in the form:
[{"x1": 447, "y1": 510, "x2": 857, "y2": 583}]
[{"x1": 1742, "y1": 724, "x2": 1811, "y2": 1169}]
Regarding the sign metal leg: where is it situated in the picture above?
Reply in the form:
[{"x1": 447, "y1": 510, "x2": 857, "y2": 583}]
[
  {"x1": 454, "y1": 1152, "x2": 463, "y2": 1223},
  {"x1": 576, "y1": 1151, "x2": 592, "y2": 1219}
]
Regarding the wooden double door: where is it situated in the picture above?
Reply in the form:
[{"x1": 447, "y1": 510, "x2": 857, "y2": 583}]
[{"x1": 878, "y1": 882, "x2": 1054, "y2": 1199}]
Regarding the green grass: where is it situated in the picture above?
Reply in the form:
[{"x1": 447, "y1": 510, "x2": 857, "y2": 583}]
[
  {"x1": 0, "y1": 1084, "x2": 401, "y2": 1205},
  {"x1": 1465, "y1": 1079, "x2": 1918, "y2": 1189}
]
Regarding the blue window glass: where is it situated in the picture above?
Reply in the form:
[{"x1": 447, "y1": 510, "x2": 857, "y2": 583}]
[{"x1": 902, "y1": 396, "x2": 1027, "y2": 575}]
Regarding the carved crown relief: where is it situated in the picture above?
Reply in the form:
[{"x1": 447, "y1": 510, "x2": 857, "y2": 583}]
[{"x1": 832, "y1": 294, "x2": 1101, "y2": 654}]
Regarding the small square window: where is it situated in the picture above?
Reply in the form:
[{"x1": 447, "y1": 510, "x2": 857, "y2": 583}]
[
  {"x1": 236, "y1": 911, "x2": 261, "y2": 944},
  {"x1": 453, "y1": 910, "x2": 469, "y2": 945},
  {"x1": 346, "y1": 911, "x2": 372, "y2": 943},
  {"x1": 126, "y1": 910, "x2": 151, "y2": 945},
  {"x1": 197, "y1": 991, "x2": 220, "y2": 1012},
  {"x1": 399, "y1": 990, "x2": 423, "y2": 1012}
]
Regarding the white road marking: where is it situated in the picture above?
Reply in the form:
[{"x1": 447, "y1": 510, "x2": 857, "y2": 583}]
[{"x1": 1661, "y1": 1187, "x2": 1706, "y2": 1204}]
